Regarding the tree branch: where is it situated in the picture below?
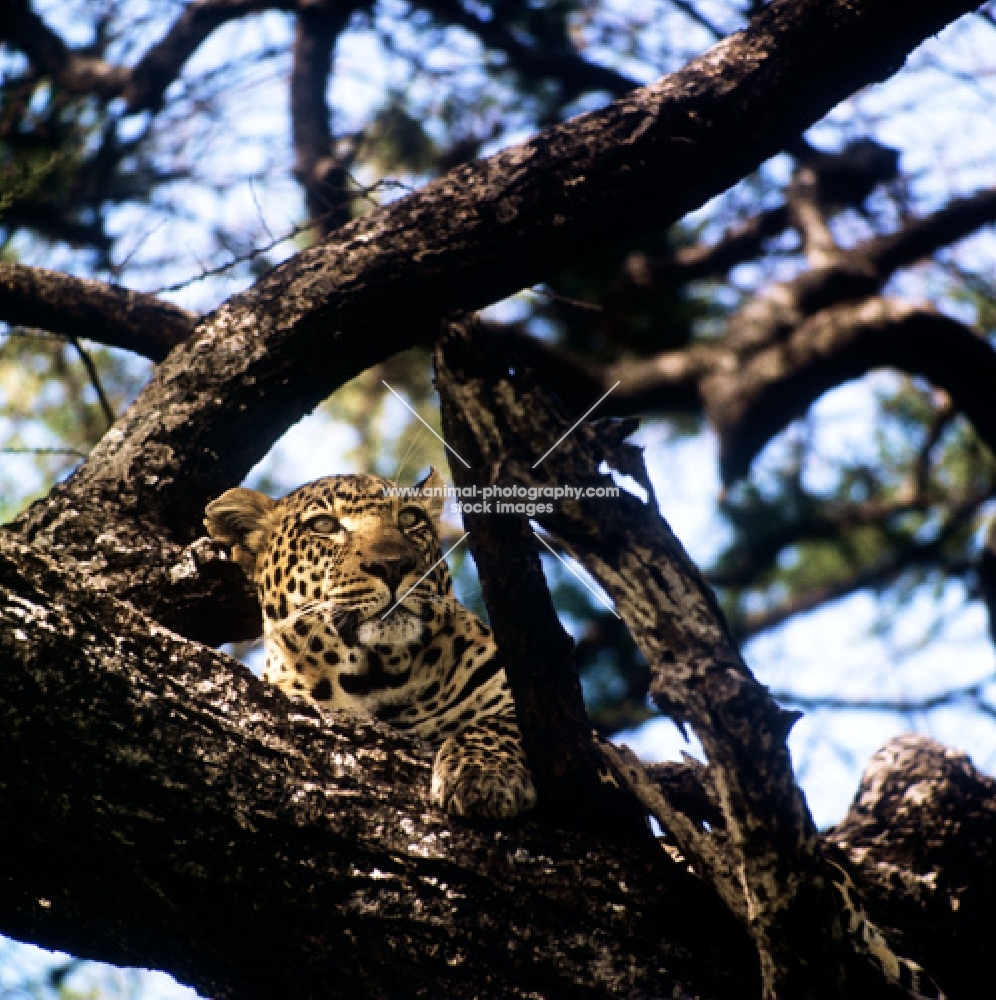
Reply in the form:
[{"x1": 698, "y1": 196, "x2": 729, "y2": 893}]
[
  {"x1": 666, "y1": 204, "x2": 792, "y2": 281},
  {"x1": 123, "y1": 0, "x2": 282, "y2": 112},
  {"x1": 732, "y1": 540, "x2": 944, "y2": 641},
  {"x1": 866, "y1": 186, "x2": 996, "y2": 276},
  {"x1": 0, "y1": 262, "x2": 198, "y2": 361},
  {"x1": 978, "y1": 519, "x2": 996, "y2": 645},
  {"x1": 0, "y1": 0, "x2": 287, "y2": 111},
  {"x1": 769, "y1": 681, "x2": 996, "y2": 715},
  {"x1": 623, "y1": 138, "x2": 904, "y2": 294},
  {"x1": 475, "y1": 321, "x2": 708, "y2": 415},
  {"x1": 0, "y1": 530, "x2": 756, "y2": 1000},
  {"x1": 787, "y1": 165, "x2": 842, "y2": 267},
  {"x1": 416, "y1": 0, "x2": 638, "y2": 101},
  {"x1": 68, "y1": 335, "x2": 116, "y2": 429},
  {"x1": 291, "y1": 3, "x2": 359, "y2": 235},
  {"x1": 2, "y1": 0, "x2": 641, "y2": 122},
  {"x1": 0, "y1": 0, "x2": 129, "y2": 97},
  {"x1": 669, "y1": 0, "x2": 726, "y2": 39},
  {"x1": 0, "y1": 202, "x2": 115, "y2": 255},
  {"x1": 832, "y1": 735, "x2": 996, "y2": 1000},
  {"x1": 435, "y1": 323, "x2": 653, "y2": 834},
  {"x1": 728, "y1": 487, "x2": 990, "y2": 641},
  {"x1": 708, "y1": 299, "x2": 996, "y2": 483},
  {"x1": 428, "y1": 320, "x2": 939, "y2": 998}
]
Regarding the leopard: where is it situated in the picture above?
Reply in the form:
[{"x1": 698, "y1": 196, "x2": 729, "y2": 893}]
[{"x1": 204, "y1": 468, "x2": 537, "y2": 820}]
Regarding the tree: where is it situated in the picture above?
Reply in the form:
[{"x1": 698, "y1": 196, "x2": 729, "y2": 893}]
[{"x1": 2, "y1": 0, "x2": 996, "y2": 997}]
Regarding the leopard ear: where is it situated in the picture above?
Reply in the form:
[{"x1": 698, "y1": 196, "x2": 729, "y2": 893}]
[
  {"x1": 414, "y1": 466, "x2": 446, "y2": 521},
  {"x1": 204, "y1": 488, "x2": 278, "y2": 576}
]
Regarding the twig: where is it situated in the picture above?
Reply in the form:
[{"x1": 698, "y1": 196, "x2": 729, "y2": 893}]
[{"x1": 69, "y1": 335, "x2": 115, "y2": 429}]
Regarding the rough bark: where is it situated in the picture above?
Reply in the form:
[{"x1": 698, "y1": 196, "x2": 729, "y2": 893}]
[
  {"x1": 430, "y1": 320, "x2": 946, "y2": 999},
  {"x1": 832, "y1": 736, "x2": 996, "y2": 1000},
  {"x1": 437, "y1": 363, "x2": 652, "y2": 835},
  {"x1": 2, "y1": 507, "x2": 760, "y2": 1000},
  {"x1": 3, "y1": 320, "x2": 989, "y2": 998}
]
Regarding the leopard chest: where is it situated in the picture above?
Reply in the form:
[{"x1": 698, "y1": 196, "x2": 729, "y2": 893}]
[
  {"x1": 262, "y1": 610, "x2": 423, "y2": 714},
  {"x1": 262, "y1": 610, "x2": 513, "y2": 745}
]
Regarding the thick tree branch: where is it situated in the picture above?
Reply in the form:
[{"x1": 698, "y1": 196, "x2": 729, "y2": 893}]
[
  {"x1": 5, "y1": 512, "x2": 978, "y2": 996},
  {"x1": 2, "y1": 1, "x2": 991, "y2": 995},
  {"x1": 0, "y1": 262, "x2": 198, "y2": 361},
  {"x1": 0, "y1": 529, "x2": 756, "y2": 1000},
  {"x1": 832, "y1": 736, "x2": 996, "y2": 1000},
  {"x1": 429, "y1": 320, "x2": 938, "y2": 998},
  {"x1": 435, "y1": 327, "x2": 652, "y2": 834}
]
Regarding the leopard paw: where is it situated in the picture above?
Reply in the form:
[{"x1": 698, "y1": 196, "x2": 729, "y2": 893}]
[{"x1": 430, "y1": 740, "x2": 537, "y2": 820}]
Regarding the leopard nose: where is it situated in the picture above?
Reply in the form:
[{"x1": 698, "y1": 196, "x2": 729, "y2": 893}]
[{"x1": 362, "y1": 553, "x2": 417, "y2": 594}]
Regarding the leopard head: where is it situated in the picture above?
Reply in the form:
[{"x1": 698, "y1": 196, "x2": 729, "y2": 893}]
[{"x1": 205, "y1": 469, "x2": 451, "y2": 647}]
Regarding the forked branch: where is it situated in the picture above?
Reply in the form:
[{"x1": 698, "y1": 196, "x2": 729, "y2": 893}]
[{"x1": 432, "y1": 318, "x2": 946, "y2": 999}]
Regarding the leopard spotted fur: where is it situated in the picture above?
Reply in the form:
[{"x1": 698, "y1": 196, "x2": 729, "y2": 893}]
[{"x1": 205, "y1": 469, "x2": 536, "y2": 820}]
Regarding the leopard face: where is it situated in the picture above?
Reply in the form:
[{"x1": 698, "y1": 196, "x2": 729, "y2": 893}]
[
  {"x1": 257, "y1": 473, "x2": 448, "y2": 642},
  {"x1": 205, "y1": 469, "x2": 536, "y2": 820}
]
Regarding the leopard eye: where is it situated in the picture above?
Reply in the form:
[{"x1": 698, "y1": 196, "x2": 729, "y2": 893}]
[
  {"x1": 305, "y1": 514, "x2": 342, "y2": 535},
  {"x1": 398, "y1": 507, "x2": 426, "y2": 529}
]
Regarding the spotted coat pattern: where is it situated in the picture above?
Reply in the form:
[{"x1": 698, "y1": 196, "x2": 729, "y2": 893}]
[{"x1": 205, "y1": 469, "x2": 536, "y2": 820}]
